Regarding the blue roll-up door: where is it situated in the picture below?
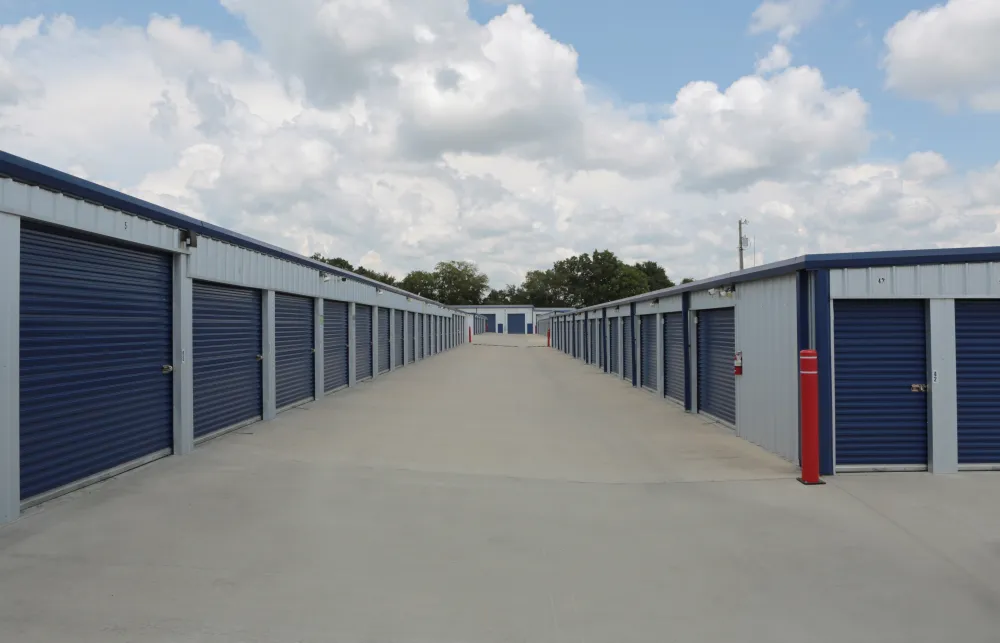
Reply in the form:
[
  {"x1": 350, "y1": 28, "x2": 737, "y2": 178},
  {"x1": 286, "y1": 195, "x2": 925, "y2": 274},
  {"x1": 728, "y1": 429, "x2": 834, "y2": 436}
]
[
  {"x1": 834, "y1": 299, "x2": 928, "y2": 467},
  {"x1": 408, "y1": 312, "x2": 416, "y2": 362},
  {"x1": 324, "y1": 300, "x2": 349, "y2": 392},
  {"x1": 640, "y1": 314, "x2": 656, "y2": 390},
  {"x1": 498, "y1": 323, "x2": 504, "y2": 334},
  {"x1": 20, "y1": 226, "x2": 174, "y2": 502},
  {"x1": 485, "y1": 313, "x2": 497, "y2": 332},
  {"x1": 610, "y1": 318, "x2": 620, "y2": 373},
  {"x1": 419, "y1": 313, "x2": 426, "y2": 358},
  {"x1": 377, "y1": 307, "x2": 391, "y2": 373},
  {"x1": 623, "y1": 316, "x2": 633, "y2": 381},
  {"x1": 663, "y1": 312, "x2": 685, "y2": 403},
  {"x1": 275, "y1": 293, "x2": 315, "y2": 410},
  {"x1": 527, "y1": 323, "x2": 534, "y2": 334},
  {"x1": 432, "y1": 317, "x2": 437, "y2": 353},
  {"x1": 356, "y1": 304, "x2": 373, "y2": 380},
  {"x1": 193, "y1": 281, "x2": 262, "y2": 441},
  {"x1": 697, "y1": 308, "x2": 735, "y2": 424},
  {"x1": 956, "y1": 300, "x2": 1000, "y2": 464},
  {"x1": 395, "y1": 310, "x2": 405, "y2": 367},
  {"x1": 508, "y1": 313, "x2": 526, "y2": 334},
  {"x1": 599, "y1": 319, "x2": 606, "y2": 369}
]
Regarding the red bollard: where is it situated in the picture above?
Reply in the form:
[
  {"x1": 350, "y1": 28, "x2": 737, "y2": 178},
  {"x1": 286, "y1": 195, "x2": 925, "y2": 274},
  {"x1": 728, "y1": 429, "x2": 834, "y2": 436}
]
[
  {"x1": 798, "y1": 349, "x2": 824, "y2": 485},
  {"x1": 547, "y1": 329, "x2": 551, "y2": 347}
]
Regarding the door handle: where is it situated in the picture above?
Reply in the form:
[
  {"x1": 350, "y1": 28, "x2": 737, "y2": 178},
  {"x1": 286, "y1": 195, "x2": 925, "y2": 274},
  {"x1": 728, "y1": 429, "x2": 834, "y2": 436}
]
[
  {"x1": 161, "y1": 365, "x2": 174, "y2": 374},
  {"x1": 911, "y1": 383, "x2": 927, "y2": 393}
]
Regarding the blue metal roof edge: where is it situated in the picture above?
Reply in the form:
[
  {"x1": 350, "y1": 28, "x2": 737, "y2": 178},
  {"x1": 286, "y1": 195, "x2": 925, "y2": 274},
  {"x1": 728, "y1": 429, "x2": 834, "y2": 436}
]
[
  {"x1": 0, "y1": 150, "x2": 459, "y2": 310},
  {"x1": 552, "y1": 245, "x2": 1000, "y2": 318}
]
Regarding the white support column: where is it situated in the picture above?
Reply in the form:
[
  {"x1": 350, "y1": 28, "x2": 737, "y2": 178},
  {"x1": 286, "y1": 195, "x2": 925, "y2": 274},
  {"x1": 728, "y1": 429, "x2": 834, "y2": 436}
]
[
  {"x1": 689, "y1": 310, "x2": 699, "y2": 412},
  {"x1": 656, "y1": 313, "x2": 665, "y2": 396},
  {"x1": 172, "y1": 253, "x2": 194, "y2": 456},
  {"x1": 348, "y1": 303, "x2": 357, "y2": 387},
  {"x1": 262, "y1": 291, "x2": 276, "y2": 420},
  {"x1": 928, "y1": 299, "x2": 958, "y2": 473},
  {"x1": 372, "y1": 307, "x2": 380, "y2": 379},
  {"x1": 0, "y1": 212, "x2": 20, "y2": 524},
  {"x1": 314, "y1": 298, "x2": 324, "y2": 399}
]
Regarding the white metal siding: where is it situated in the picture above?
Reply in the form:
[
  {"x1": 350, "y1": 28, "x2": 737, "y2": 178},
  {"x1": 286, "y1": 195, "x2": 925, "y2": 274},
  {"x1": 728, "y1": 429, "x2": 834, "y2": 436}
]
[
  {"x1": 0, "y1": 178, "x2": 181, "y2": 253},
  {"x1": 735, "y1": 274, "x2": 799, "y2": 463},
  {"x1": 691, "y1": 289, "x2": 736, "y2": 310},
  {"x1": 830, "y1": 263, "x2": 1000, "y2": 299}
]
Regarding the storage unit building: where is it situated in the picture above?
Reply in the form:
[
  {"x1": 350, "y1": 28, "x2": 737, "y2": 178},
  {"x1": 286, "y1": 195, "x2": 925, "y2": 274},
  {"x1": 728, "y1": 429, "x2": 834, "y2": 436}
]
[
  {"x1": 1, "y1": 151, "x2": 466, "y2": 524},
  {"x1": 546, "y1": 246, "x2": 1000, "y2": 477}
]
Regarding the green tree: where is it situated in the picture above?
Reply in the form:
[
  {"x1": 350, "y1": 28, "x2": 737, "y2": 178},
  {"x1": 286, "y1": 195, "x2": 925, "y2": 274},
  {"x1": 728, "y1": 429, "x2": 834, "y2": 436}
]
[
  {"x1": 681, "y1": 277, "x2": 696, "y2": 284},
  {"x1": 433, "y1": 260, "x2": 490, "y2": 305},
  {"x1": 399, "y1": 270, "x2": 438, "y2": 299},
  {"x1": 311, "y1": 253, "x2": 354, "y2": 272},
  {"x1": 633, "y1": 260, "x2": 675, "y2": 292}
]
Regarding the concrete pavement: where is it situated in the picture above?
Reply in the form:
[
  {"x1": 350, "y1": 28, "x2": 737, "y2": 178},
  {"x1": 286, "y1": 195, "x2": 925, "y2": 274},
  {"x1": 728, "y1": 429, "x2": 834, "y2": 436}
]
[{"x1": 1, "y1": 334, "x2": 999, "y2": 642}]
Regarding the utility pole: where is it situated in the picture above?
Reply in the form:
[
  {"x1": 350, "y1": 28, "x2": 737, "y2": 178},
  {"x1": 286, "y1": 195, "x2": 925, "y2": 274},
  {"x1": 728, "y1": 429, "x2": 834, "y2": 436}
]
[{"x1": 738, "y1": 218, "x2": 750, "y2": 270}]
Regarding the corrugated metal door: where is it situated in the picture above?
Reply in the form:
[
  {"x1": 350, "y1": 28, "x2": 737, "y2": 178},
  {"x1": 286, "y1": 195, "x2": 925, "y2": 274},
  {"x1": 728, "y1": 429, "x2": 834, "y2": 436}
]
[
  {"x1": 377, "y1": 307, "x2": 391, "y2": 373},
  {"x1": 527, "y1": 323, "x2": 534, "y2": 334},
  {"x1": 610, "y1": 318, "x2": 620, "y2": 373},
  {"x1": 356, "y1": 304, "x2": 373, "y2": 380},
  {"x1": 696, "y1": 308, "x2": 735, "y2": 424},
  {"x1": 485, "y1": 313, "x2": 496, "y2": 332},
  {"x1": 834, "y1": 300, "x2": 928, "y2": 467},
  {"x1": 663, "y1": 312, "x2": 685, "y2": 403},
  {"x1": 193, "y1": 281, "x2": 262, "y2": 441},
  {"x1": 640, "y1": 314, "x2": 656, "y2": 390},
  {"x1": 419, "y1": 313, "x2": 426, "y2": 358},
  {"x1": 508, "y1": 313, "x2": 525, "y2": 334},
  {"x1": 324, "y1": 300, "x2": 349, "y2": 391},
  {"x1": 19, "y1": 226, "x2": 174, "y2": 502},
  {"x1": 275, "y1": 293, "x2": 315, "y2": 410},
  {"x1": 408, "y1": 312, "x2": 416, "y2": 362},
  {"x1": 599, "y1": 319, "x2": 605, "y2": 368},
  {"x1": 432, "y1": 317, "x2": 438, "y2": 353},
  {"x1": 395, "y1": 310, "x2": 405, "y2": 367},
  {"x1": 956, "y1": 300, "x2": 1000, "y2": 464},
  {"x1": 623, "y1": 316, "x2": 633, "y2": 380}
]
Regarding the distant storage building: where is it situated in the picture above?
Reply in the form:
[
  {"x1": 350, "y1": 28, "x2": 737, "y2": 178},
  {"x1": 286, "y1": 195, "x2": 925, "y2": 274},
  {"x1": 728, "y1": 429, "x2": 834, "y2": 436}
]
[
  {"x1": 539, "y1": 250, "x2": 1000, "y2": 475},
  {"x1": 0, "y1": 152, "x2": 469, "y2": 525},
  {"x1": 457, "y1": 305, "x2": 572, "y2": 334}
]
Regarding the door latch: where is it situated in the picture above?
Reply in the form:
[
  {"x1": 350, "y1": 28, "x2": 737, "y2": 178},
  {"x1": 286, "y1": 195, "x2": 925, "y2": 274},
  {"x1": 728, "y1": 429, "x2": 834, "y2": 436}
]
[
  {"x1": 162, "y1": 365, "x2": 174, "y2": 374},
  {"x1": 911, "y1": 383, "x2": 927, "y2": 393},
  {"x1": 256, "y1": 354, "x2": 263, "y2": 362}
]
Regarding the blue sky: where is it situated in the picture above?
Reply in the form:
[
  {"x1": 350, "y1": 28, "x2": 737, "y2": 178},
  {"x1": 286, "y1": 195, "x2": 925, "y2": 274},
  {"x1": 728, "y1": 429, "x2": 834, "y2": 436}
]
[
  {"x1": 4, "y1": 0, "x2": 995, "y2": 171},
  {"x1": 0, "y1": 0, "x2": 1000, "y2": 170}
]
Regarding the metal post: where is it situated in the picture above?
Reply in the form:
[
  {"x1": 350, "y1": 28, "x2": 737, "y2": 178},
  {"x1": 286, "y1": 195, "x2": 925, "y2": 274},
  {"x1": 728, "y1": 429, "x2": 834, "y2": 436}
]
[
  {"x1": 799, "y1": 349, "x2": 824, "y2": 485},
  {"x1": 0, "y1": 212, "x2": 20, "y2": 524}
]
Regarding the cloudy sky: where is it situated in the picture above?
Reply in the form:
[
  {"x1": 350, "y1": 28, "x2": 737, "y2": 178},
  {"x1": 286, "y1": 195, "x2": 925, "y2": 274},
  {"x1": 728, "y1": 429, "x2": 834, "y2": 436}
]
[{"x1": 0, "y1": 0, "x2": 997, "y2": 286}]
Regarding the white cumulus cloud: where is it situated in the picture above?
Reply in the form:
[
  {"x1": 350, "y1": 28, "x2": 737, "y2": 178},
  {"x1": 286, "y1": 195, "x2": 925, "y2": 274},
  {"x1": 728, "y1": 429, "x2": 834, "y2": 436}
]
[
  {"x1": 883, "y1": 0, "x2": 1000, "y2": 111},
  {"x1": 0, "y1": 2, "x2": 996, "y2": 289}
]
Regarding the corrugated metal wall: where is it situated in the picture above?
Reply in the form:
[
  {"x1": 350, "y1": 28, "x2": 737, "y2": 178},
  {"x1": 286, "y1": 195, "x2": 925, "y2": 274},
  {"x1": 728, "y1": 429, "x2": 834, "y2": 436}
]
[{"x1": 734, "y1": 275, "x2": 799, "y2": 462}]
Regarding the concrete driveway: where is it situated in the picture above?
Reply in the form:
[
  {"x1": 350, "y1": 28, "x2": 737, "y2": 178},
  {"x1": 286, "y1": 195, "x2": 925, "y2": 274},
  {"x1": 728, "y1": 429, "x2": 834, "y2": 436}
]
[{"x1": 1, "y1": 337, "x2": 999, "y2": 642}]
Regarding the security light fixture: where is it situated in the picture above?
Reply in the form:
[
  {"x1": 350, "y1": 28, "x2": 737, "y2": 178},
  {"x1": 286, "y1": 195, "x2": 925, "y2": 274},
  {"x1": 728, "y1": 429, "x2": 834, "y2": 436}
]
[{"x1": 180, "y1": 229, "x2": 198, "y2": 248}]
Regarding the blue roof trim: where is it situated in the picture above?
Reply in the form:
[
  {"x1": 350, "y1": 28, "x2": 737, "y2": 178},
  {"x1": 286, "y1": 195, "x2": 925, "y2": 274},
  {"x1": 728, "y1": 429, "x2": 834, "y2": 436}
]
[{"x1": 0, "y1": 150, "x2": 454, "y2": 309}]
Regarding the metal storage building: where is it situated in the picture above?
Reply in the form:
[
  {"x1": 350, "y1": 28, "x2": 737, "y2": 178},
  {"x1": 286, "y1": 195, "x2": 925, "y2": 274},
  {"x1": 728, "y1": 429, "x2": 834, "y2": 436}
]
[
  {"x1": 547, "y1": 248, "x2": 1000, "y2": 477},
  {"x1": 0, "y1": 152, "x2": 469, "y2": 525},
  {"x1": 457, "y1": 306, "x2": 572, "y2": 334}
]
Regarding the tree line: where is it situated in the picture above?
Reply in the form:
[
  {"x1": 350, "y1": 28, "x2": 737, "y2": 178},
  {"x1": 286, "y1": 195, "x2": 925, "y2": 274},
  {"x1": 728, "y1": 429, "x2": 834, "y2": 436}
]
[{"x1": 311, "y1": 250, "x2": 693, "y2": 308}]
